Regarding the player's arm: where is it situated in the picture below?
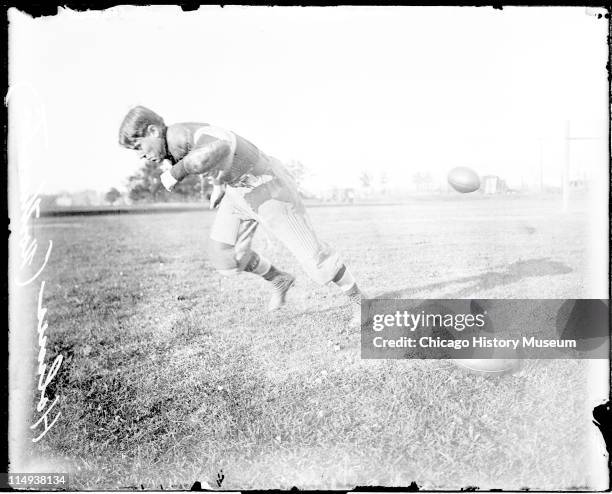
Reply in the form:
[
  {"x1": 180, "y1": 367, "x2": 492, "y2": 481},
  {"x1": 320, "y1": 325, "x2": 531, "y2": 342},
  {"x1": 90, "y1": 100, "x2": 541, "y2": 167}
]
[
  {"x1": 160, "y1": 139, "x2": 232, "y2": 191},
  {"x1": 209, "y1": 171, "x2": 226, "y2": 209}
]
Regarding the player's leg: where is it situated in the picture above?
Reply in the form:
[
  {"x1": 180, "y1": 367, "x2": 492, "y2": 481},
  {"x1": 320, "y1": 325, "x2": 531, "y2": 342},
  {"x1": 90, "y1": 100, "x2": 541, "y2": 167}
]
[
  {"x1": 261, "y1": 156, "x2": 363, "y2": 296},
  {"x1": 256, "y1": 196, "x2": 366, "y2": 323},
  {"x1": 207, "y1": 190, "x2": 295, "y2": 310}
]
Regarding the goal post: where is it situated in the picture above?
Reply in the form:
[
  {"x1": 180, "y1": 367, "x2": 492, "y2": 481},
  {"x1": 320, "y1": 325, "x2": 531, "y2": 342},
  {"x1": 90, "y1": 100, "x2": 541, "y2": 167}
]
[{"x1": 561, "y1": 120, "x2": 607, "y2": 213}]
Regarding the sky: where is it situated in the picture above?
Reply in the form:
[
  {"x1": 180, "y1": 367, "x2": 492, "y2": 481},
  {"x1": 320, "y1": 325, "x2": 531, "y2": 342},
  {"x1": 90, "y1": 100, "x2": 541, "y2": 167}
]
[{"x1": 7, "y1": 6, "x2": 609, "y2": 194}]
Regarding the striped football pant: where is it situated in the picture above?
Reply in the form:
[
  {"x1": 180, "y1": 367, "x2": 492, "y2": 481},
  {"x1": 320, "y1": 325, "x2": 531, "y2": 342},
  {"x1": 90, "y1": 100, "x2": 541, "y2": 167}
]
[{"x1": 208, "y1": 184, "x2": 343, "y2": 285}]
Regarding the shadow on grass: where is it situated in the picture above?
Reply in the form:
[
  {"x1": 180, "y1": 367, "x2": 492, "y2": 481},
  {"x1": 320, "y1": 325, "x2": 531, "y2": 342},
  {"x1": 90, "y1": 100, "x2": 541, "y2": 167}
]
[
  {"x1": 296, "y1": 258, "x2": 572, "y2": 320},
  {"x1": 376, "y1": 257, "x2": 572, "y2": 299}
]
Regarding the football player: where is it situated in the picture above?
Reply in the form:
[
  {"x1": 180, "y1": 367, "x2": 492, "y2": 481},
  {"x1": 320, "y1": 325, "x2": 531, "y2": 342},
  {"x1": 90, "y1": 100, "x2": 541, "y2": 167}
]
[{"x1": 118, "y1": 106, "x2": 365, "y2": 326}]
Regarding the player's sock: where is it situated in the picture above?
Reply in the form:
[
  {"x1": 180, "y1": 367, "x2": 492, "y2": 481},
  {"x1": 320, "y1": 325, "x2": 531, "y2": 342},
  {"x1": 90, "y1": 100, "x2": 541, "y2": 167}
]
[
  {"x1": 243, "y1": 252, "x2": 272, "y2": 277},
  {"x1": 262, "y1": 264, "x2": 282, "y2": 281},
  {"x1": 252, "y1": 256, "x2": 272, "y2": 277},
  {"x1": 332, "y1": 264, "x2": 359, "y2": 294},
  {"x1": 243, "y1": 252, "x2": 294, "y2": 310},
  {"x1": 332, "y1": 265, "x2": 367, "y2": 329},
  {"x1": 242, "y1": 251, "x2": 289, "y2": 284},
  {"x1": 346, "y1": 283, "x2": 362, "y2": 300}
]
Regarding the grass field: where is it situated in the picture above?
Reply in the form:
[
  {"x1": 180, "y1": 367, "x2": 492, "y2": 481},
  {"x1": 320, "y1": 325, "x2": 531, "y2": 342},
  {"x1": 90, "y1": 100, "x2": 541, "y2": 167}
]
[{"x1": 23, "y1": 194, "x2": 607, "y2": 490}]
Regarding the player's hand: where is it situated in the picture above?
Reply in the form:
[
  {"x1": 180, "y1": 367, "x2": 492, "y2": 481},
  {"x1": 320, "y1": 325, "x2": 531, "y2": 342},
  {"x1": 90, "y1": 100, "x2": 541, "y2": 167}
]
[
  {"x1": 147, "y1": 160, "x2": 174, "y2": 197},
  {"x1": 209, "y1": 183, "x2": 226, "y2": 209},
  {"x1": 159, "y1": 159, "x2": 173, "y2": 174},
  {"x1": 160, "y1": 170, "x2": 178, "y2": 192}
]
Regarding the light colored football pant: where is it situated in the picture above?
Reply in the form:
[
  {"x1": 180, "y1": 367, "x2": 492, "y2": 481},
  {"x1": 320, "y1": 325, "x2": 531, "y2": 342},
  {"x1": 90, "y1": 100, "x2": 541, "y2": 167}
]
[{"x1": 208, "y1": 185, "x2": 343, "y2": 285}]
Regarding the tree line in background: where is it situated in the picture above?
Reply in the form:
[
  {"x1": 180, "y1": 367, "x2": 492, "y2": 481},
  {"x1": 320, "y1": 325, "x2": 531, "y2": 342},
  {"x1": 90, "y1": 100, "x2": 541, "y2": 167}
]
[
  {"x1": 125, "y1": 159, "x2": 310, "y2": 203},
  {"x1": 123, "y1": 161, "x2": 433, "y2": 204},
  {"x1": 126, "y1": 160, "x2": 210, "y2": 202},
  {"x1": 45, "y1": 161, "x2": 442, "y2": 210}
]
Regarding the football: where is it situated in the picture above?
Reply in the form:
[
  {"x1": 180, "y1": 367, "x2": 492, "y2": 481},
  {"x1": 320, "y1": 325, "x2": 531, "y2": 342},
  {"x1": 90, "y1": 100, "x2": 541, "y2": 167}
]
[
  {"x1": 448, "y1": 166, "x2": 480, "y2": 193},
  {"x1": 452, "y1": 358, "x2": 519, "y2": 376}
]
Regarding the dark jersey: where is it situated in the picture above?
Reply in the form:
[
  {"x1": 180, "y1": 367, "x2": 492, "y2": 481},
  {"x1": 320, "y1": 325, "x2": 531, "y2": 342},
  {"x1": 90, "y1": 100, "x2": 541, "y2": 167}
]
[{"x1": 166, "y1": 123, "x2": 272, "y2": 187}]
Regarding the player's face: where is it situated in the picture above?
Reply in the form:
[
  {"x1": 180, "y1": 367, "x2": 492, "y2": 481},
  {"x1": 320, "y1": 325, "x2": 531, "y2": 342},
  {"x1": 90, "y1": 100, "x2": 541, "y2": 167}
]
[{"x1": 133, "y1": 125, "x2": 167, "y2": 163}]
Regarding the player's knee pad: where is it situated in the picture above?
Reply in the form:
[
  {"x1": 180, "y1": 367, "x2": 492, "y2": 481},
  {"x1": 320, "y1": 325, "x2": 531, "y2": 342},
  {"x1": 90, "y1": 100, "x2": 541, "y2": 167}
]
[
  {"x1": 207, "y1": 239, "x2": 260, "y2": 276},
  {"x1": 207, "y1": 239, "x2": 239, "y2": 274},
  {"x1": 236, "y1": 250, "x2": 260, "y2": 272}
]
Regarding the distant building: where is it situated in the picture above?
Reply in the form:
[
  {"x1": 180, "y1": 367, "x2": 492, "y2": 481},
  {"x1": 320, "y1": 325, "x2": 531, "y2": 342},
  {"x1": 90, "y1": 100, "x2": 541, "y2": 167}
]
[
  {"x1": 55, "y1": 194, "x2": 73, "y2": 207},
  {"x1": 482, "y1": 175, "x2": 508, "y2": 194},
  {"x1": 54, "y1": 190, "x2": 106, "y2": 207},
  {"x1": 321, "y1": 187, "x2": 355, "y2": 203},
  {"x1": 70, "y1": 190, "x2": 105, "y2": 206},
  {"x1": 569, "y1": 169, "x2": 590, "y2": 189}
]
